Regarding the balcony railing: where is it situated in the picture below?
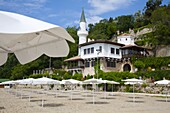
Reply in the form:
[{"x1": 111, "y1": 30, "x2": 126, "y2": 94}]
[
  {"x1": 67, "y1": 66, "x2": 84, "y2": 69},
  {"x1": 122, "y1": 54, "x2": 146, "y2": 58}
]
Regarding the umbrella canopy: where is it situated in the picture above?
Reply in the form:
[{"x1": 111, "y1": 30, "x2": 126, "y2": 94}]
[
  {"x1": 18, "y1": 78, "x2": 35, "y2": 85},
  {"x1": 154, "y1": 79, "x2": 170, "y2": 85},
  {"x1": 32, "y1": 77, "x2": 60, "y2": 85},
  {"x1": 122, "y1": 78, "x2": 143, "y2": 83},
  {"x1": 101, "y1": 80, "x2": 120, "y2": 84},
  {"x1": 62, "y1": 79, "x2": 82, "y2": 84},
  {"x1": 124, "y1": 82, "x2": 143, "y2": 85},
  {"x1": 83, "y1": 78, "x2": 103, "y2": 84},
  {"x1": 0, "y1": 80, "x2": 16, "y2": 85},
  {"x1": 0, "y1": 11, "x2": 75, "y2": 65},
  {"x1": 122, "y1": 78, "x2": 144, "y2": 102}
]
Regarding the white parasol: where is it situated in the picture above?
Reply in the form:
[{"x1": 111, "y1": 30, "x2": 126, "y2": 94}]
[{"x1": 0, "y1": 11, "x2": 74, "y2": 65}]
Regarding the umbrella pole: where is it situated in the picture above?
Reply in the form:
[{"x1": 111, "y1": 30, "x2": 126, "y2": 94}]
[
  {"x1": 104, "y1": 83, "x2": 106, "y2": 99},
  {"x1": 166, "y1": 86, "x2": 168, "y2": 102},
  {"x1": 55, "y1": 85, "x2": 57, "y2": 98},
  {"x1": 42, "y1": 99, "x2": 44, "y2": 107},
  {"x1": 71, "y1": 84, "x2": 72, "y2": 100},
  {"x1": 86, "y1": 84, "x2": 87, "y2": 97},
  {"x1": 29, "y1": 95, "x2": 31, "y2": 102},
  {"x1": 112, "y1": 84, "x2": 113, "y2": 94},
  {"x1": 93, "y1": 84, "x2": 95, "y2": 104},
  {"x1": 133, "y1": 84, "x2": 135, "y2": 102}
]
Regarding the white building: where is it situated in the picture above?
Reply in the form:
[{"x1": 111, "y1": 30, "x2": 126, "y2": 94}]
[{"x1": 65, "y1": 9, "x2": 148, "y2": 77}]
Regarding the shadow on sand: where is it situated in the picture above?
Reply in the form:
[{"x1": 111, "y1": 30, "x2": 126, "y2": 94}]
[
  {"x1": 156, "y1": 100, "x2": 170, "y2": 102},
  {"x1": 40, "y1": 103, "x2": 64, "y2": 107},
  {"x1": 30, "y1": 99, "x2": 47, "y2": 102},
  {"x1": 86, "y1": 101, "x2": 109, "y2": 104},
  {"x1": 126, "y1": 100, "x2": 145, "y2": 103}
]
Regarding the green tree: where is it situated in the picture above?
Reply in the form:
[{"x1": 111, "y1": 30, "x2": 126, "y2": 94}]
[
  {"x1": 151, "y1": 5, "x2": 170, "y2": 45},
  {"x1": 134, "y1": 61, "x2": 145, "y2": 71},
  {"x1": 144, "y1": 0, "x2": 162, "y2": 19},
  {"x1": 88, "y1": 18, "x2": 117, "y2": 40},
  {"x1": 116, "y1": 15, "x2": 134, "y2": 32},
  {"x1": 66, "y1": 26, "x2": 79, "y2": 58}
]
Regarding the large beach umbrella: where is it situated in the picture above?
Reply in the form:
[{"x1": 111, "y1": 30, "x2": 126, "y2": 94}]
[
  {"x1": 154, "y1": 79, "x2": 170, "y2": 102},
  {"x1": 0, "y1": 11, "x2": 75, "y2": 66},
  {"x1": 18, "y1": 78, "x2": 35, "y2": 85},
  {"x1": 101, "y1": 80, "x2": 120, "y2": 98},
  {"x1": 154, "y1": 79, "x2": 170, "y2": 85},
  {"x1": 83, "y1": 78, "x2": 103, "y2": 104},
  {"x1": 0, "y1": 80, "x2": 16, "y2": 85},
  {"x1": 32, "y1": 77, "x2": 60, "y2": 107},
  {"x1": 122, "y1": 78, "x2": 144, "y2": 102},
  {"x1": 62, "y1": 79, "x2": 82, "y2": 100},
  {"x1": 32, "y1": 77, "x2": 60, "y2": 85},
  {"x1": 62, "y1": 79, "x2": 82, "y2": 84}
]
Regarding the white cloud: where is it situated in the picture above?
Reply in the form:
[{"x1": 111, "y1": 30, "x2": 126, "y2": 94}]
[
  {"x1": 88, "y1": 0, "x2": 135, "y2": 15},
  {"x1": 0, "y1": 0, "x2": 48, "y2": 14},
  {"x1": 86, "y1": 16, "x2": 103, "y2": 25}
]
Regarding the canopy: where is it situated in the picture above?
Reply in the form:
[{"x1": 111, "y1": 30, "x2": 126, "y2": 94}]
[
  {"x1": 122, "y1": 78, "x2": 144, "y2": 102},
  {"x1": 83, "y1": 78, "x2": 103, "y2": 84},
  {"x1": 122, "y1": 78, "x2": 143, "y2": 83},
  {"x1": 62, "y1": 79, "x2": 82, "y2": 84},
  {"x1": 154, "y1": 79, "x2": 170, "y2": 85},
  {"x1": 0, "y1": 80, "x2": 16, "y2": 85},
  {"x1": 32, "y1": 77, "x2": 60, "y2": 85},
  {"x1": 0, "y1": 11, "x2": 75, "y2": 65},
  {"x1": 101, "y1": 80, "x2": 120, "y2": 84},
  {"x1": 18, "y1": 78, "x2": 35, "y2": 85}
]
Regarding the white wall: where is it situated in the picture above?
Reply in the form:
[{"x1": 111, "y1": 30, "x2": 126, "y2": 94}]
[
  {"x1": 80, "y1": 43, "x2": 122, "y2": 59},
  {"x1": 117, "y1": 35, "x2": 135, "y2": 45}
]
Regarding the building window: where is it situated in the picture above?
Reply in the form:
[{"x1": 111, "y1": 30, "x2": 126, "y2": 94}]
[
  {"x1": 85, "y1": 61, "x2": 90, "y2": 67},
  {"x1": 111, "y1": 48, "x2": 115, "y2": 54},
  {"x1": 91, "y1": 61, "x2": 95, "y2": 67},
  {"x1": 84, "y1": 49, "x2": 86, "y2": 55},
  {"x1": 116, "y1": 49, "x2": 120, "y2": 55},
  {"x1": 126, "y1": 38, "x2": 127, "y2": 41},
  {"x1": 107, "y1": 61, "x2": 116, "y2": 67},
  {"x1": 87, "y1": 48, "x2": 90, "y2": 54},
  {"x1": 91, "y1": 47, "x2": 94, "y2": 53}
]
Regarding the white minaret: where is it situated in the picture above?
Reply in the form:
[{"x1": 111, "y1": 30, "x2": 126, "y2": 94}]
[{"x1": 77, "y1": 8, "x2": 88, "y2": 55}]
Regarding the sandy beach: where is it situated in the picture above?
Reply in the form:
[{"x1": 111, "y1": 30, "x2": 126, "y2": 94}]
[{"x1": 0, "y1": 88, "x2": 170, "y2": 113}]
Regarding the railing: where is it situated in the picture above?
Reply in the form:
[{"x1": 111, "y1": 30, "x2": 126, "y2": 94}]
[
  {"x1": 122, "y1": 54, "x2": 146, "y2": 58},
  {"x1": 67, "y1": 66, "x2": 84, "y2": 69}
]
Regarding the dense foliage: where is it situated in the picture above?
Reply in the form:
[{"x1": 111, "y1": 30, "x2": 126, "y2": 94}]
[{"x1": 132, "y1": 56, "x2": 170, "y2": 70}]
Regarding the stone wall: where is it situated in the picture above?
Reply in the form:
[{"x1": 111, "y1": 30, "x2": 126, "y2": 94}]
[{"x1": 156, "y1": 45, "x2": 170, "y2": 57}]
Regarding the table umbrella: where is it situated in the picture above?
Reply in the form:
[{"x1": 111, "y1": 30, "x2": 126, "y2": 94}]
[
  {"x1": 83, "y1": 78, "x2": 103, "y2": 104},
  {"x1": 122, "y1": 78, "x2": 144, "y2": 102},
  {"x1": 101, "y1": 80, "x2": 120, "y2": 98},
  {"x1": 18, "y1": 78, "x2": 35, "y2": 85},
  {"x1": 0, "y1": 11, "x2": 75, "y2": 65},
  {"x1": 32, "y1": 77, "x2": 60, "y2": 85},
  {"x1": 61, "y1": 79, "x2": 82, "y2": 100},
  {"x1": 154, "y1": 79, "x2": 170, "y2": 102}
]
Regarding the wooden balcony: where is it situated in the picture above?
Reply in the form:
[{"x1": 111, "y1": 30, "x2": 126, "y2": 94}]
[
  {"x1": 122, "y1": 54, "x2": 146, "y2": 58},
  {"x1": 67, "y1": 66, "x2": 84, "y2": 69}
]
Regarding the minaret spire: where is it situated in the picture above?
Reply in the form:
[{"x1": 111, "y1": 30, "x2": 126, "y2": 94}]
[{"x1": 80, "y1": 8, "x2": 86, "y2": 22}]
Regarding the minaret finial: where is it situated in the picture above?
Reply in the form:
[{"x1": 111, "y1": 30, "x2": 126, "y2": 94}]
[{"x1": 80, "y1": 7, "x2": 86, "y2": 22}]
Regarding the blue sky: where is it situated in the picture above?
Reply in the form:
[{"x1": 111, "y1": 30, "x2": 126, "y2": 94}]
[{"x1": 0, "y1": 0, "x2": 169, "y2": 28}]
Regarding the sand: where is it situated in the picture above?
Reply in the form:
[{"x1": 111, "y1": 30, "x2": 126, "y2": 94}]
[{"x1": 0, "y1": 88, "x2": 170, "y2": 113}]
